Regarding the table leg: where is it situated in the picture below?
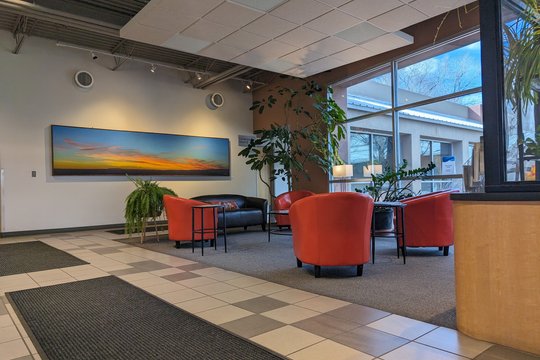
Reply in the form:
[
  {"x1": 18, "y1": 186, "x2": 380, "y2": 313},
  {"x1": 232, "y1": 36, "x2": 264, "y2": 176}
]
[
  {"x1": 201, "y1": 209, "x2": 204, "y2": 256},
  {"x1": 223, "y1": 208, "x2": 227, "y2": 253},
  {"x1": 268, "y1": 212, "x2": 271, "y2": 242},
  {"x1": 191, "y1": 208, "x2": 195, "y2": 253},
  {"x1": 371, "y1": 211, "x2": 376, "y2": 264},
  {"x1": 400, "y1": 207, "x2": 406, "y2": 264},
  {"x1": 213, "y1": 208, "x2": 217, "y2": 250}
]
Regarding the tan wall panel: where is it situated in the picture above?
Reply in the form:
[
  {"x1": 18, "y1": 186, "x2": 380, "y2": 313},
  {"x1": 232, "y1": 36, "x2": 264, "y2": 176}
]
[{"x1": 453, "y1": 201, "x2": 540, "y2": 355}]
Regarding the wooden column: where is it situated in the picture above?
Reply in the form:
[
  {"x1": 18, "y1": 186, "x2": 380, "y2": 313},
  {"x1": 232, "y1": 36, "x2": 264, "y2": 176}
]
[{"x1": 453, "y1": 200, "x2": 540, "y2": 355}]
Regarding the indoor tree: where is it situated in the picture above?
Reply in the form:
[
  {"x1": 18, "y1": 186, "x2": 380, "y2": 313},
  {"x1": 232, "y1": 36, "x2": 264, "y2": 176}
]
[{"x1": 238, "y1": 78, "x2": 347, "y2": 199}]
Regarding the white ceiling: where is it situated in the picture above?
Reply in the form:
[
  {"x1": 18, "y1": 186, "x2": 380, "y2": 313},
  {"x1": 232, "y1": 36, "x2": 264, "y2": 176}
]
[{"x1": 120, "y1": 0, "x2": 475, "y2": 78}]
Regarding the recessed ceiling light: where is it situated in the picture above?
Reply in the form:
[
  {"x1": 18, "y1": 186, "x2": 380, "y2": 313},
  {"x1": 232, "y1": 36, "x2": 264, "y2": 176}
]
[{"x1": 150, "y1": 64, "x2": 156, "y2": 73}]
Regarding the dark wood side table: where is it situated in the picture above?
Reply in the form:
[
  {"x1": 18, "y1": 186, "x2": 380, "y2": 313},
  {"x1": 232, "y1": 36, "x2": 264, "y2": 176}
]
[
  {"x1": 267, "y1": 210, "x2": 291, "y2": 242},
  {"x1": 191, "y1": 204, "x2": 227, "y2": 255},
  {"x1": 371, "y1": 202, "x2": 407, "y2": 264}
]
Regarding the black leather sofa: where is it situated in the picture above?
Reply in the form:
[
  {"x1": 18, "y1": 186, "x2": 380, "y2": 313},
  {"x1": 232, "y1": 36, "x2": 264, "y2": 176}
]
[{"x1": 191, "y1": 194, "x2": 267, "y2": 231}]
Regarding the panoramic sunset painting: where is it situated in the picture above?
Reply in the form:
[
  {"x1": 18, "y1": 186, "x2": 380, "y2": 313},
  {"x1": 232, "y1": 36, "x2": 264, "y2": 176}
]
[{"x1": 51, "y1": 125, "x2": 230, "y2": 176}]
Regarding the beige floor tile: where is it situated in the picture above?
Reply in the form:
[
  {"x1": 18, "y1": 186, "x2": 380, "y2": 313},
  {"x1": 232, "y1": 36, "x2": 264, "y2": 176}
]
[
  {"x1": 262, "y1": 305, "x2": 320, "y2": 324},
  {"x1": 129, "y1": 277, "x2": 172, "y2": 288},
  {"x1": 59, "y1": 264, "x2": 96, "y2": 275},
  {"x1": 142, "y1": 282, "x2": 187, "y2": 295},
  {"x1": 159, "y1": 288, "x2": 206, "y2": 304},
  {"x1": 70, "y1": 271, "x2": 109, "y2": 281},
  {"x1": 175, "y1": 296, "x2": 228, "y2": 313},
  {"x1": 23, "y1": 337, "x2": 38, "y2": 354},
  {"x1": 118, "y1": 272, "x2": 155, "y2": 282},
  {"x1": 289, "y1": 339, "x2": 374, "y2": 360},
  {"x1": 381, "y1": 342, "x2": 468, "y2": 360},
  {"x1": 251, "y1": 325, "x2": 324, "y2": 355},
  {"x1": 245, "y1": 282, "x2": 290, "y2": 295},
  {"x1": 0, "y1": 314, "x2": 14, "y2": 328},
  {"x1": 225, "y1": 275, "x2": 267, "y2": 288},
  {"x1": 296, "y1": 296, "x2": 350, "y2": 313},
  {"x1": 104, "y1": 252, "x2": 147, "y2": 264},
  {"x1": 155, "y1": 258, "x2": 197, "y2": 267},
  {"x1": 93, "y1": 263, "x2": 133, "y2": 272},
  {"x1": 149, "y1": 268, "x2": 185, "y2": 277},
  {"x1": 192, "y1": 282, "x2": 238, "y2": 295},
  {"x1": 176, "y1": 276, "x2": 219, "y2": 288},
  {"x1": 38, "y1": 278, "x2": 77, "y2": 287},
  {"x1": 0, "y1": 274, "x2": 36, "y2": 288},
  {"x1": 190, "y1": 267, "x2": 225, "y2": 276},
  {"x1": 416, "y1": 327, "x2": 493, "y2": 358},
  {"x1": 213, "y1": 289, "x2": 262, "y2": 303},
  {"x1": 0, "y1": 324, "x2": 20, "y2": 343},
  {"x1": 268, "y1": 289, "x2": 319, "y2": 304},
  {"x1": 367, "y1": 314, "x2": 438, "y2": 340},
  {"x1": 205, "y1": 270, "x2": 244, "y2": 281},
  {"x1": 0, "y1": 339, "x2": 30, "y2": 359},
  {"x1": 196, "y1": 305, "x2": 253, "y2": 325}
]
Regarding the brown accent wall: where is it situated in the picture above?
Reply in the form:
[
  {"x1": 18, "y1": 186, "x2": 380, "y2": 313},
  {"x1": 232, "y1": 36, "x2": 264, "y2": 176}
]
[{"x1": 252, "y1": 4, "x2": 480, "y2": 193}]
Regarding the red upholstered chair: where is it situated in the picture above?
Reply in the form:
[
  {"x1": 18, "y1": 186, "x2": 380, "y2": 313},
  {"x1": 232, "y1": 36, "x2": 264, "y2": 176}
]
[
  {"x1": 289, "y1": 192, "x2": 374, "y2": 278},
  {"x1": 273, "y1": 190, "x2": 315, "y2": 227},
  {"x1": 399, "y1": 190, "x2": 456, "y2": 256},
  {"x1": 163, "y1": 195, "x2": 217, "y2": 249}
]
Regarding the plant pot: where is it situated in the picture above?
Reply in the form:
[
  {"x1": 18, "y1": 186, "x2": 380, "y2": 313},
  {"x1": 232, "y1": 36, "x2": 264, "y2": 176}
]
[{"x1": 374, "y1": 208, "x2": 394, "y2": 231}]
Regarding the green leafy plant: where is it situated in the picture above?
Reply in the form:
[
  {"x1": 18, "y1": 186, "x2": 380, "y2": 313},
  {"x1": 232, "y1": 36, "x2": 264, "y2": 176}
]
[
  {"x1": 238, "y1": 78, "x2": 347, "y2": 198},
  {"x1": 124, "y1": 177, "x2": 177, "y2": 243},
  {"x1": 356, "y1": 160, "x2": 436, "y2": 203}
]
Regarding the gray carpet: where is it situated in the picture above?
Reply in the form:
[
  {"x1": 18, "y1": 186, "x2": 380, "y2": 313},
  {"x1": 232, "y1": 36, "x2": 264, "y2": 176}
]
[
  {"x1": 0, "y1": 241, "x2": 88, "y2": 276},
  {"x1": 7, "y1": 276, "x2": 284, "y2": 360},
  {"x1": 118, "y1": 229, "x2": 457, "y2": 329}
]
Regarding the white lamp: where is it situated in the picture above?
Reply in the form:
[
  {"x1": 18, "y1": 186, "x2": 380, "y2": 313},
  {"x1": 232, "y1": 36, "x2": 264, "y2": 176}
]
[
  {"x1": 332, "y1": 164, "x2": 353, "y2": 178},
  {"x1": 332, "y1": 164, "x2": 353, "y2": 192}
]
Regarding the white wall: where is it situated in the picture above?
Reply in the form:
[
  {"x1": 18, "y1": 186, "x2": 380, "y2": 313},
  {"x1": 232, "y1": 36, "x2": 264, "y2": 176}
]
[{"x1": 0, "y1": 30, "x2": 258, "y2": 233}]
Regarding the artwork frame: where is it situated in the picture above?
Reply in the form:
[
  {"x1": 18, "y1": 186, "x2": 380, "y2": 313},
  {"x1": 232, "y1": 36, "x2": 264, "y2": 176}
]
[{"x1": 51, "y1": 125, "x2": 231, "y2": 176}]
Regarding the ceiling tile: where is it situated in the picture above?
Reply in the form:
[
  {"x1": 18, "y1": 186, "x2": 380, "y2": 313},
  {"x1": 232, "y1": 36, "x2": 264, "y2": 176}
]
[
  {"x1": 271, "y1": 0, "x2": 332, "y2": 25},
  {"x1": 242, "y1": 14, "x2": 298, "y2": 38},
  {"x1": 204, "y1": 2, "x2": 264, "y2": 28},
  {"x1": 409, "y1": 0, "x2": 475, "y2": 17},
  {"x1": 182, "y1": 19, "x2": 236, "y2": 42},
  {"x1": 369, "y1": 5, "x2": 428, "y2": 32},
  {"x1": 339, "y1": 0, "x2": 403, "y2": 20},
  {"x1": 154, "y1": 0, "x2": 224, "y2": 18},
  {"x1": 250, "y1": 40, "x2": 297, "y2": 58},
  {"x1": 316, "y1": 0, "x2": 352, "y2": 7},
  {"x1": 360, "y1": 31, "x2": 414, "y2": 53},
  {"x1": 232, "y1": 51, "x2": 268, "y2": 67},
  {"x1": 331, "y1": 45, "x2": 374, "y2": 62},
  {"x1": 304, "y1": 36, "x2": 355, "y2": 56},
  {"x1": 304, "y1": 10, "x2": 360, "y2": 35},
  {"x1": 161, "y1": 33, "x2": 212, "y2": 53},
  {"x1": 281, "y1": 48, "x2": 327, "y2": 65},
  {"x1": 198, "y1": 43, "x2": 247, "y2": 60},
  {"x1": 219, "y1": 30, "x2": 270, "y2": 50},
  {"x1": 300, "y1": 56, "x2": 347, "y2": 75},
  {"x1": 276, "y1": 27, "x2": 327, "y2": 47},
  {"x1": 229, "y1": 0, "x2": 288, "y2": 11},
  {"x1": 120, "y1": 22, "x2": 175, "y2": 45},
  {"x1": 134, "y1": 10, "x2": 198, "y2": 32},
  {"x1": 335, "y1": 22, "x2": 386, "y2": 44},
  {"x1": 260, "y1": 59, "x2": 298, "y2": 72}
]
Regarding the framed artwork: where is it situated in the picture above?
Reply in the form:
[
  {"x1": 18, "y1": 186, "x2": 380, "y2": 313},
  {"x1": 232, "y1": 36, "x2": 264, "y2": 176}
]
[{"x1": 51, "y1": 125, "x2": 230, "y2": 176}]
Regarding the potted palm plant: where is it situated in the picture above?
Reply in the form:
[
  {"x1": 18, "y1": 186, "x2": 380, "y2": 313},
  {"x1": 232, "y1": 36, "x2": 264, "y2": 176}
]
[
  {"x1": 357, "y1": 160, "x2": 435, "y2": 230},
  {"x1": 124, "y1": 177, "x2": 177, "y2": 243}
]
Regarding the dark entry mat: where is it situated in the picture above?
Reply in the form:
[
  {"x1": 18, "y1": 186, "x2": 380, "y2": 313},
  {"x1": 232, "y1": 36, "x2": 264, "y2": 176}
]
[
  {"x1": 0, "y1": 241, "x2": 88, "y2": 276},
  {"x1": 7, "y1": 276, "x2": 284, "y2": 360},
  {"x1": 107, "y1": 224, "x2": 168, "y2": 235}
]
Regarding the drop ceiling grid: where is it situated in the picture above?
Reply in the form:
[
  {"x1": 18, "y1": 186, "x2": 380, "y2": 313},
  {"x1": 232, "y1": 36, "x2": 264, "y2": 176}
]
[{"x1": 121, "y1": 0, "x2": 476, "y2": 77}]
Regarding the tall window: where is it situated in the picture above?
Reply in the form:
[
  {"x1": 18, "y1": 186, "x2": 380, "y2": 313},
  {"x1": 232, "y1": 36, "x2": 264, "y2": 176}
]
[
  {"x1": 331, "y1": 31, "x2": 483, "y2": 194},
  {"x1": 420, "y1": 140, "x2": 453, "y2": 192}
]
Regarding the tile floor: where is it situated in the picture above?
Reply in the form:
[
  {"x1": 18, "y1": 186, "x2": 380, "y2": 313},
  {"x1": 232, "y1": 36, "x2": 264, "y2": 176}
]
[{"x1": 0, "y1": 230, "x2": 537, "y2": 360}]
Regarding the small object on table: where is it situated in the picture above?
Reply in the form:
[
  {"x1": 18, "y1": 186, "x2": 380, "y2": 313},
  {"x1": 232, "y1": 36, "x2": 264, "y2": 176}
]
[
  {"x1": 371, "y1": 202, "x2": 407, "y2": 264},
  {"x1": 267, "y1": 210, "x2": 291, "y2": 242},
  {"x1": 191, "y1": 204, "x2": 227, "y2": 255}
]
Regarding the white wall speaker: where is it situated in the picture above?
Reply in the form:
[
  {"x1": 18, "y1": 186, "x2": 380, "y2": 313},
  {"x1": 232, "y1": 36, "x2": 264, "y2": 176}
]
[
  {"x1": 74, "y1": 70, "x2": 94, "y2": 89},
  {"x1": 206, "y1": 92, "x2": 224, "y2": 110}
]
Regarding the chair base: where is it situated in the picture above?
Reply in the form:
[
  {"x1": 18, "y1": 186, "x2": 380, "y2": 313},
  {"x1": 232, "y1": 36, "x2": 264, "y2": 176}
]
[{"x1": 308, "y1": 264, "x2": 364, "y2": 278}]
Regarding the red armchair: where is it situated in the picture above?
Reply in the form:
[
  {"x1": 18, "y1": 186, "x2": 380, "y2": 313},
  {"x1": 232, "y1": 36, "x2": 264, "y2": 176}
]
[
  {"x1": 289, "y1": 192, "x2": 374, "y2": 278},
  {"x1": 273, "y1": 190, "x2": 315, "y2": 227},
  {"x1": 163, "y1": 195, "x2": 217, "y2": 249},
  {"x1": 399, "y1": 190, "x2": 455, "y2": 255}
]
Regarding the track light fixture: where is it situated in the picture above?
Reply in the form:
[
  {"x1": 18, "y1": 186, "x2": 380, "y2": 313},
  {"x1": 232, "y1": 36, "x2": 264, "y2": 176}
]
[
  {"x1": 91, "y1": 51, "x2": 98, "y2": 60},
  {"x1": 150, "y1": 64, "x2": 156, "y2": 73},
  {"x1": 195, "y1": 72, "x2": 203, "y2": 81},
  {"x1": 244, "y1": 81, "x2": 253, "y2": 92}
]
